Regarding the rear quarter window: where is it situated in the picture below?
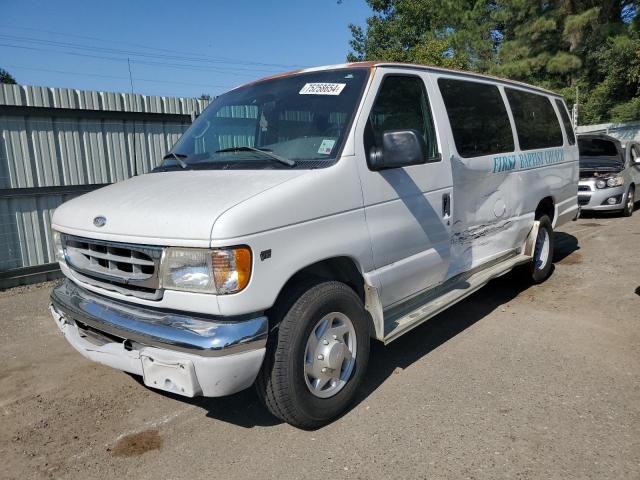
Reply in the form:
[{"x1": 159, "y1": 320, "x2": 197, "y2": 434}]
[
  {"x1": 506, "y1": 89, "x2": 563, "y2": 150},
  {"x1": 438, "y1": 78, "x2": 514, "y2": 158},
  {"x1": 554, "y1": 99, "x2": 576, "y2": 145}
]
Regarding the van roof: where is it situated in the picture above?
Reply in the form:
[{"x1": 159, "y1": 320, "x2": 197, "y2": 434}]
[{"x1": 240, "y1": 61, "x2": 563, "y2": 99}]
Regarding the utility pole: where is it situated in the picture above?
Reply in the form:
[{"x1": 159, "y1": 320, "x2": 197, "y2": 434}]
[
  {"x1": 572, "y1": 86, "x2": 579, "y2": 128},
  {"x1": 127, "y1": 58, "x2": 138, "y2": 176}
]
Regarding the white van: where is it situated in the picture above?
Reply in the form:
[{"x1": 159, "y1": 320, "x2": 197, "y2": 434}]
[{"x1": 50, "y1": 62, "x2": 579, "y2": 428}]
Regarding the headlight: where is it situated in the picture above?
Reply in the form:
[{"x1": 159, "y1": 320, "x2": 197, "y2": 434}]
[
  {"x1": 161, "y1": 246, "x2": 252, "y2": 295},
  {"x1": 52, "y1": 230, "x2": 65, "y2": 262},
  {"x1": 595, "y1": 179, "x2": 606, "y2": 189},
  {"x1": 606, "y1": 175, "x2": 624, "y2": 188},
  {"x1": 212, "y1": 248, "x2": 252, "y2": 294}
]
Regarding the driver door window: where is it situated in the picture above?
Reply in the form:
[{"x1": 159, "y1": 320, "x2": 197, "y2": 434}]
[{"x1": 367, "y1": 75, "x2": 439, "y2": 162}]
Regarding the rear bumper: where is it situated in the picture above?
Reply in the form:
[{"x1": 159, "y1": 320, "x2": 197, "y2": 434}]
[{"x1": 50, "y1": 280, "x2": 268, "y2": 397}]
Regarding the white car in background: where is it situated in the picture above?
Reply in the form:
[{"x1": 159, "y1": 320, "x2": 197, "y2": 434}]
[{"x1": 578, "y1": 134, "x2": 639, "y2": 216}]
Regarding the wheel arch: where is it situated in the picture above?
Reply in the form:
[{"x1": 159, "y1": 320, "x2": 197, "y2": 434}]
[
  {"x1": 266, "y1": 256, "x2": 377, "y2": 333},
  {"x1": 535, "y1": 196, "x2": 555, "y2": 223}
]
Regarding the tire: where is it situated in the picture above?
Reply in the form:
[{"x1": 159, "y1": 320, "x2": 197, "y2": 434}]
[
  {"x1": 256, "y1": 281, "x2": 370, "y2": 429},
  {"x1": 623, "y1": 186, "x2": 635, "y2": 217},
  {"x1": 530, "y1": 214, "x2": 554, "y2": 284}
]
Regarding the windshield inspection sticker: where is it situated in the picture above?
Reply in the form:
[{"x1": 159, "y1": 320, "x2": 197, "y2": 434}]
[
  {"x1": 318, "y1": 139, "x2": 336, "y2": 155},
  {"x1": 299, "y1": 83, "x2": 346, "y2": 95}
]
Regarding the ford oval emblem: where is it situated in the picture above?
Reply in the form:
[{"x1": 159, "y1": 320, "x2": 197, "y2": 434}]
[{"x1": 93, "y1": 216, "x2": 107, "y2": 228}]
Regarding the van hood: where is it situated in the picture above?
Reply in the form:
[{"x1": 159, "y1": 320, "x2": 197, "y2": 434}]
[{"x1": 52, "y1": 170, "x2": 306, "y2": 246}]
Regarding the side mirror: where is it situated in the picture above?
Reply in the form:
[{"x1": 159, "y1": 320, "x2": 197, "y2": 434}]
[{"x1": 368, "y1": 129, "x2": 427, "y2": 171}]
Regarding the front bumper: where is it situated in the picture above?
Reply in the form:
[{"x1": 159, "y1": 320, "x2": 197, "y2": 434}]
[
  {"x1": 578, "y1": 182, "x2": 626, "y2": 211},
  {"x1": 50, "y1": 280, "x2": 268, "y2": 397}
]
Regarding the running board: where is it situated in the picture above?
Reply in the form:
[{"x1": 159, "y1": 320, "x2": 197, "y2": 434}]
[{"x1": 382, "y1": 252, "x2": 530, "y2": 344}]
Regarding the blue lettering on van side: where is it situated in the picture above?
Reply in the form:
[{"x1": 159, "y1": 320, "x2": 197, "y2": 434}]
[
  {"x1": 492, "y1": 154, "x2": 517, "y2": 173},
  {"x1": 491, "y1": 148, "x2": 565, "y2": 173}
]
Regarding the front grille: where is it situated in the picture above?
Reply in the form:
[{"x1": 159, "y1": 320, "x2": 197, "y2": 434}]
[
  {"x1": 62, "y1": 234, "x2": 163, "y2": 300},
  {"x1": 578, "y1": 185, "x2": 591, "y2": 192},
  {"x1": 578, "y1": 195, "x2": 591, "y2": 206}
]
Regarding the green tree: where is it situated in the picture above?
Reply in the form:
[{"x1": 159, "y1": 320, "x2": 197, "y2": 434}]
[
  {"x1": 490, "y1": 1, "x2": 585, "y2": 89},
  {"x1": 0, "y1": 68, "x2": 17, "y2": 84},
  {"x1": 578, "y1": 32, "x2": 640, "y2": 123},
  {"x1": 347, "y1": 0, "x2": 499, "y2": 71},
  {"x1": 349, "y1": 0, "x2": 640, "y2": 123},
  {"x1": 493, "y1": 0, "x2": 639, "y2": 123}
]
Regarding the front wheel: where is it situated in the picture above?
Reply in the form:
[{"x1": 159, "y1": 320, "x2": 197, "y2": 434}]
[
  {"x1": 256, "y1": 281, "x2": 370, "y2": 429},
  {"x1": 623, "y1": 186, "x2": 635, "y2": 217},
  {"x1": 530, "y1": 215, "x2": 554, "y2": 284}
]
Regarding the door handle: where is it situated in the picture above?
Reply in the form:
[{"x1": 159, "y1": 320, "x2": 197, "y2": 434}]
[{"x1": 442, "y1": 193, "x2": 451, "y2": 218}]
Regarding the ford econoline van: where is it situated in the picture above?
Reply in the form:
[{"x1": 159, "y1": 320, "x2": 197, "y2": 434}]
[{"x1": 50, "y1": 62, "x2": 579, "y2": 428}]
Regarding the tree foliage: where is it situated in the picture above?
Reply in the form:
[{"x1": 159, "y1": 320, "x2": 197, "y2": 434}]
[
  {"x1": 348, "y1": 0, "x2": 640, "y2": 124},
  {"x1": 0, "y1": 68, "x2": 17, "y2": 84}
]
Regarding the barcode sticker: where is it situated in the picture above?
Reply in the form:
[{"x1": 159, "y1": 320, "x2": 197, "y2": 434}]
[{"x1": 299, "y1": 83, "x2": 346, "y2": 95}]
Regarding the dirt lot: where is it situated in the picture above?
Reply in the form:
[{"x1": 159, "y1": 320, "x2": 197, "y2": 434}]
[{"x1": 1, "y1": 214, "x2": 639, "y2": 480}]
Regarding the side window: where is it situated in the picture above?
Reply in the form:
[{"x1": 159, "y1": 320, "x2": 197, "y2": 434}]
[
  {"x1": 554, "y1": 99, "x2": 576, "y2": 145},
  {"x1": 438, "y1": 78, "x2": 514, "y2": 158},
  {"x1": 506, "y1": 89, "x2": 563, "y2": 150},
  {"x1": 368, "y1": 75, "x2": 439, "y2": 160}
]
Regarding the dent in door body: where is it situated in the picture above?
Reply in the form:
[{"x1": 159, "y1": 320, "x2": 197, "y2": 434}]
[{"x1": 434, "y1": 75, "x2": 516, "y2": 276}]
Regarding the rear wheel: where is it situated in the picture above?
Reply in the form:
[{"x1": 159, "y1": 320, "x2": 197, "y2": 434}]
[
  {"x1": 256, "y1": 281, "x2": 370, "y2": 429},
  {"x1": 530, "y1": 215, "x2": 554, "y2": 284},
  {"x1": 623, "y1": 186, "x2": 635, "y2": 217}
]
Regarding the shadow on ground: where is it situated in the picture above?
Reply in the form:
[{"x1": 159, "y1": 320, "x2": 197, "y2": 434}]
[
  {"x1": 578, "y1": 199, "x2": 639, "y2": 219},
  {"x1": 554, "y1": 231, "x2": 580, "y2": 263},
  {"x1": 152, "y1": 232, "x2": 580, "y2": 429}
]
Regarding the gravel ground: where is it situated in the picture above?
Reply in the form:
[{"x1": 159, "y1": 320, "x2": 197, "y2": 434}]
[{"x1": 1, "y1": 214, "x2": 639, "y2": 480}]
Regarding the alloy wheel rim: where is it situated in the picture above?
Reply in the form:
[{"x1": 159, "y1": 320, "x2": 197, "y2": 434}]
[
  {"x1": 628, "y1": 190, "x2": 634, "y2": 212},
  {"x1": 303, "y1": 312, "x2": 357, "y2": 398},
  {"x1": 534, "y1": 227, "x2": 550, "y2": 270}
]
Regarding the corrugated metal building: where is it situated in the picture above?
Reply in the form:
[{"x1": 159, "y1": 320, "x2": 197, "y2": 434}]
[
  {"x1": 576, "y1": 122, "x2": 640, "y2": 142},
  {"x1": 0, "y1": 84, "x2": 208, "y2": 288}
]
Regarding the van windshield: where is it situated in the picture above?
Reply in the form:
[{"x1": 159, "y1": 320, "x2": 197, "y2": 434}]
[{"x1": 159, "y1": 68, "x2": 369, "y2": 170}]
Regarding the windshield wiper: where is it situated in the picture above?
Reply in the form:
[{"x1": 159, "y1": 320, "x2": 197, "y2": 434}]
[
  {"x1": 161, "y1": 152, "x2": 188, "y2": 169},
  {"x1": 215, "y1": 146, "x2": 296, "y2": 167}
]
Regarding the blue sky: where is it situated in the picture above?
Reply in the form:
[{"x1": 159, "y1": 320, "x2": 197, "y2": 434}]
[{"x1": 1, "y1": 0, "x2": 372, "y2": 98}]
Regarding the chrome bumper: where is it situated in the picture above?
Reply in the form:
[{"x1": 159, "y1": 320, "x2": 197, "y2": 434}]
[
  {"x1": 50, "y1": 280, "x2": 268, "y2": 397},
  {"x1": 50, "y1": 279, "x2": 267, "y2": 357}
]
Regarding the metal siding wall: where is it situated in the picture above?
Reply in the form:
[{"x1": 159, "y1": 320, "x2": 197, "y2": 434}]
[
  {"x1": 0, "y1": 83, "x2": 210, "y2": 189},
  {"x1": 0, "y1": 193, "x2": 75, "y2": 271},
  {"x1": 0, "y1": 84, "x2": 209, "y2": 284},
  {"x1": 576, "y1": 122, "x2": 640, "y2": 142},
  {"x1": 0, "y1": 117, "x2": 197, "y2": 188}
]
